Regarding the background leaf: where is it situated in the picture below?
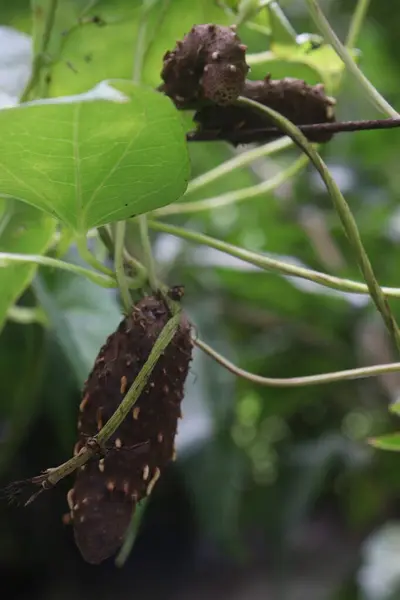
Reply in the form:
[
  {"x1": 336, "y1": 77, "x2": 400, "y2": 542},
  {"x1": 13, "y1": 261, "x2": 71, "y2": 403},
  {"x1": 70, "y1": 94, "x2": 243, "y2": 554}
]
[
  {"x1": 0, "y1": 198, "x2": 55, "y2": 333},
  {"x1": 33, "y1": 252, "x2": 122, "y2": 388},
  {"x1": 369, "y1": 433, "x2": 400, "y2": 452},
  {"x1": 0, "y1": 320, "x2": 45, "y2": 474}
]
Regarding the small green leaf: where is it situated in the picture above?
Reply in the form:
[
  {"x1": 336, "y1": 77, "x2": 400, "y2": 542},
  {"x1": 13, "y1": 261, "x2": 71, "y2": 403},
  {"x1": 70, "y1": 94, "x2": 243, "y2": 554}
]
[
  {"x1": 248, "y1": 43, "x2": 347, "y2": 92},
  {"x1": 369, "y1": 433, "x2": 400, "y2": 452},
  {"x1": 272, "y1": 43, "x2": 350, "y2": 91},
  {"x1": 0, "y1": 198, "x2": 56, "y2": 333},
  {"x1": 0, "y1": 81, "x2": 190, "y2": 232}
]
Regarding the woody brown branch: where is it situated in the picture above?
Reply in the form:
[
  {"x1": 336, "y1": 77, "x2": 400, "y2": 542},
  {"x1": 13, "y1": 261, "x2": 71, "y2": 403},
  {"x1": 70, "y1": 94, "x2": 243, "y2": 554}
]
[{"x1": 186, "y1": 117, "x2": 400, "y2": 143}]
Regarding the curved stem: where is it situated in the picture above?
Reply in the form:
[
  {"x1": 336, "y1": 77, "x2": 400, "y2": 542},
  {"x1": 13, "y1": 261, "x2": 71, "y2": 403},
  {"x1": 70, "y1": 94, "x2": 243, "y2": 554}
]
[
  {"x1": 236, "y1": 96, "x2": 400, "y2": 350},
  {"x1": 186, "y1": 137, "x2": 292, "y2": 196},
  {"x1": 306, "y1": 0, "x2": 399, "y2": 118},
  {"x1": 20, "y1": 0, "x2": 58, "y2": 102},
  {"x1": 132, "y1": 6, "x2": 148, "y2": 83},
  {"x1": 0, "y1": 252, "x2": 116, "y2": 288},
  {"x1": 114, "y1": 221, "x2": 132, "y2": 312},
  {"x1": 145, "y1": 219, "x2": 400, "y2": 299},
  {"x1": 345, "y1": 0, "x2": 371, "y2": 48},
  {"x1": 154, "y1": 155, "x2": 308, "y2": 216},
  {"x1": 76, "y1": 235, "x2": 115, "y2": 277},
  {"x1": 115, "y1": 500, "x2": 149, "y2": 567},
  {"x1": 268, "y1": 0, "x2": 297, "y2": 42},
  {"x1": 123, "y1": 249, "x2": 148, "y2": 289},
  {"x1": 138, "y1": 215, "x2": 157, "y2": 290},
  {"x1": 99, "y1": 225, "x2": 148, "y2": 289},
  {"x1": 195, "y1": 338, "x2": 400, "y2": 387}
]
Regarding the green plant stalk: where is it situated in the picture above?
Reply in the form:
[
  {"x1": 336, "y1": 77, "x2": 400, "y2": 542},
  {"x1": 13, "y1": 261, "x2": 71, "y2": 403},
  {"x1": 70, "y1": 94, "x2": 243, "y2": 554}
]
[
  {"x1": 20, "y1": 0, "x2": 58, "y2": 102},
  {"x1": 122, "y1": 248, "x2": 148, "y2": 289},
  {"x1": 154, "y1": 155, "x2": 308, "y2": 216},
  {"x1": 40, "y1": 312, "x2": 181, "y2": 488},
  {"x1": 130, "y1": 1, "x2": 159, "y2": 293},
  {"x1": 132, "y1": 10, "x2": 148, "y2": 83},
  {"x1": 99, "y1": 225, "x2": 148, "y2": 289},
  {"x1": 138, "y1": 215, "x2": 157, "y2": 290},
  {"x1": 268, "y1": 0, "x2": 297, "y2": 42},
  {"x1": 76, "y1": 235, "x2": 115, "y2": 277},
  {"x1": 145, "y1": 220, "x2": 400, "y2": 299},
  {"x1": 334, "y1": 0, "x2": 372, "y2": 101},
  {"x1": 114, "y1": 221, "x2": 132, "y2": 312},
  {"x1": 186, "y1": 137, "x2": 292, "y2": 196},
  {"x1": 53, "y1": 226, "x2": 75, "y2": 258},
  {"x1": 345, "y1": 0, "x2": 371, "y2": 48},
  {"x1": 132, "y1": 0, "x2": 167, "y2": 83},
  {"x1": 236, "y1": 96, "x2": 400, "y2": 350},
  {"x1": 306, "y1": 0, "x2": 399, "y2": 118},
  {"x1": 0, "y1": 251, "x2": 117, "y2": 288},
  {"x1": 115, "y1": 499, "x2": 149, "y2": 567},
  {"x1": 195, "y1": 338, "x2": 400, "y2": 387},
  {"x1": 140, "y1": 0, "x2": 172, "y2": 69}
]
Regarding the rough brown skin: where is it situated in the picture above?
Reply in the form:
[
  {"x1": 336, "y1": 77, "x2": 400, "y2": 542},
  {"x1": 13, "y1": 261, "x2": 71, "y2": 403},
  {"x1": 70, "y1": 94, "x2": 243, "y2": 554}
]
[
  {"x1": 193, "y1": 76, "x2": 337, "y2": 145},
  {"x1": 66, "y1": 295, "x2": 192, "y2": 564},
  {"x1": 160, "y1": 23, "x2": 249, "y2": 108}
]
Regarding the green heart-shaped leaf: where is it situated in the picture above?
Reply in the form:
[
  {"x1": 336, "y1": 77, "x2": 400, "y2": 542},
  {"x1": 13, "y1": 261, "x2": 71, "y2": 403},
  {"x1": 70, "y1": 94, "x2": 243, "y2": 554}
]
[{"x1": 0, "y1": 81, "x2": 190, "y2": 232}]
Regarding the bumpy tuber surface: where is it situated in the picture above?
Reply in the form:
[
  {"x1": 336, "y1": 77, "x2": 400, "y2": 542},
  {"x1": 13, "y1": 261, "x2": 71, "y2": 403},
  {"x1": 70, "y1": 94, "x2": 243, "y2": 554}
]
[{"x1": 65, "y1": 295, "x2": 192, "y2": 564}]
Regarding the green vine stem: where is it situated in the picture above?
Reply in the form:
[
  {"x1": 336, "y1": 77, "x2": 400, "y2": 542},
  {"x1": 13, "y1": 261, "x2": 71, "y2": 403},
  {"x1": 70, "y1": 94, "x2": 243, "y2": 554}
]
[
  {"x1": 195, "y1": 338, "x2": 400, "y2": 387},
  {"x1": 98, "y1": 226, "x2": 148, "y2": 290},
  {"x1": 345, "y1": 0, "x2": 371, "y2": 48},
  {"x1": 268, "y1": 0, "x2": 297, "y2": 41},
  {"x1": 185, "y1": 137, "x2": 292, "y2": 196},
  {"x1": 122, "y1": 249, "x2": 148, "y2": 289},
  {"x1": 138, "y1": 215, "x2": 158, "y2": 290},
  {"x1": 115, "y1": 499, "x2": 149, "y2": 567},
  {"x1": 306, "y1": 0, "x2": 399, "y2": 118},
  {"x1": 154, "y1": 155, "x2": 308, "y2": 216},
  {"x1": 145, "y1": 220, "x2": 400, "y2": 299},
  {"x1": 20, "y1": 0, "x2": 59, "y2": 102},
  {"x1": 236, "y1": 96, "x2": 400, "y2": 350},
  {"x1": 27, "y1": 312, "x2": 181, "y2": 491},
  {"x1": 114, "y1": 221, "x2": 132, "y2": 312},
  {"x1": 130, "y1": 1, "x2": 159, "y2": 293},
  {"x1": 0, "y1": 251, "x2": 117, "y2": 288},
  {"x1": 76, "y1": 235, "x2": 115, "y2": 277}
]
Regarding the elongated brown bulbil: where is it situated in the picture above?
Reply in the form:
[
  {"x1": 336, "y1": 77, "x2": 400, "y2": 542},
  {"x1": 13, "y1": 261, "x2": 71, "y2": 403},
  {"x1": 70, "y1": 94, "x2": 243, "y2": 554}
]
[
  {"x1": 68, "y1": 295, "x2": 192, "y2": 564},
  {"x1": 193, "y1": 76, "x2": 337, "y2": 144}
]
